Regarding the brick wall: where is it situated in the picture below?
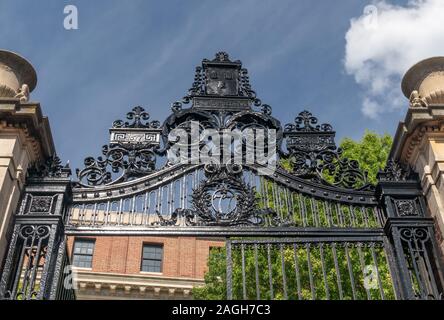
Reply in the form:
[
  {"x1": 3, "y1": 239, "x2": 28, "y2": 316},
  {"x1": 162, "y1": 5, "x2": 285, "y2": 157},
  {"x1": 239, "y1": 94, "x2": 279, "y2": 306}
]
[{"x1": 67, "y1": 236, "x2": 224, "y2": 279}]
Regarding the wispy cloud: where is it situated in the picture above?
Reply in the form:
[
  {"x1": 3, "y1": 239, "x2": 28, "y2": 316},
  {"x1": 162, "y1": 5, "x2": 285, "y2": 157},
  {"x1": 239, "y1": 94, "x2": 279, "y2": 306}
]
[{"x1": 344, "y1": 0, "x2": 444, "y2": 119}]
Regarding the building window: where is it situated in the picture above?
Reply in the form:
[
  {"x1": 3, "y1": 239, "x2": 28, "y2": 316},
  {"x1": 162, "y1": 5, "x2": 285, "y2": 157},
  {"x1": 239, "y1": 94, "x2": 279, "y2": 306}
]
[
  {"x1": 72, "y1": 239, "x2": 95, "y2": 268},
  {"x1": 141, "y1": 244, "x2": 163, "y2": 273}
]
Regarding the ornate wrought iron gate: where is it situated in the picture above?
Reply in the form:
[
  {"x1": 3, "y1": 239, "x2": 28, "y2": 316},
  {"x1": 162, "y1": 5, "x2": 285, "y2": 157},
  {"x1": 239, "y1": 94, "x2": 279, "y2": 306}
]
[{"x1": 0, "y1": 52, "x2": 443, "y2": 300}]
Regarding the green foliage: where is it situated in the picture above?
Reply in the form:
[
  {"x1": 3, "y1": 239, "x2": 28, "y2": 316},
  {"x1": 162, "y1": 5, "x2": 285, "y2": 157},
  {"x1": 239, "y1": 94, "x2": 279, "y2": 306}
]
[
  {"x1": 193, "y1": 247, "x2": 227, "y2": 300},
  {"x1": 193, "y1": 244, "x2": 395, "y2": 300},
  {"x1": 339, "y1": 131, "x2": 392, "y2": 185}
]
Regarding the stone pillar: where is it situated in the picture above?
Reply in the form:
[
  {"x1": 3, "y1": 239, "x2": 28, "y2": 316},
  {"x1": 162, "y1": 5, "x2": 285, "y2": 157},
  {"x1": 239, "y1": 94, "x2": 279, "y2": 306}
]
[
  {"x1": 391, "y1": 56, "x2": 444, "y2": 254},
  {"x1": 0, "y1": 50, "x2": 55, "y2": 265}
]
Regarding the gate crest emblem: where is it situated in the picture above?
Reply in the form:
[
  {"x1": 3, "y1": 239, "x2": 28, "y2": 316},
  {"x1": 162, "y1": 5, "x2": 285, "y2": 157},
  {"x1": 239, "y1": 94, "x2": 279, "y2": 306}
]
[{"x1": 190, "y1": 164, "x2": 259, "y2": 226}]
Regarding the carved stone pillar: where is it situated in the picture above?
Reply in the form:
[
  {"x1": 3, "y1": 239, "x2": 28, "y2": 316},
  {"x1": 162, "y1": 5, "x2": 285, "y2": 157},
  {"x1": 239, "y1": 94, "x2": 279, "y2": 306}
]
[
  {"x1": 0, "y1": 50, "x2": 54, "y2": 265},
  {"x1": 391, "y1": 56, "x2": 444, "y2": 254}
]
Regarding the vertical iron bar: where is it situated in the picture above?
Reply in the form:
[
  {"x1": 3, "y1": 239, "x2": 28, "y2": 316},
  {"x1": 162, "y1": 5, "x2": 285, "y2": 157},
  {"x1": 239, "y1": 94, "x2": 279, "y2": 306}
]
[
  {"x1": 11, "y1": 236, "x2": 28, "y2": 299},
  {"x1": 267, "y1": 243, "x2": 274, "y2": 299},
  {"x1": 27, "y1": 239, "x2": 43, "y2": 300},
  {"x1": 280, "y1": 243, "x2": 288, "y2": 300},
  {"x1": 407, "y1": 239, "x2": 426, "y2": 297},
  {"x1": 181, "y1": 175, "x2": 186, "y2": 209},
  {"x1": 357, "y1": 244, "x2": 371, "y2": 300},
  {"x1": 349, "y1": 205, "x2": 356, "y2": 227},
  {"x1": 92, "y1": 203, "x2": 98, "y2": 226},
  {"x1": 254, "y1": 243, "x2": 260, "y2": 300},
  {"x1": 130, "y1": 195, "x2": 136, "y2": 226},
  {"x1": 105, "y1": 201, "x2": 110, "y2": 225},
  {"x1": 370, "y1": 243, "x2": 385, "y2": 300},
  {"x1": 289, "y1": 191, "x2": 296, "y2": 224},
  {"x1": 361, "y1": 207, "x2": 369, "y2": 228},
  {"x1": 118, "y1": 198, "x2": 123, "y2": 226},
  {"x1": 319, "y1": 243, "x2": 330, "y2": 299},
  {"x1": 322, "y1": 201, "x2": 331, "y2": 227},
  {"x1": 271, "y1": 183, "x2": 279, "y2": 219},
  {"x1": 226, "y1": 240, "x2": 233, "y2": 300},
  {"x1": 143, "y1": 192, "x2": 149, "y2": 226},
  {"x1": 299, "y1": 195, "x2": 306, "y2": 227},
  {"x1": 345, "y1": 243, "x2": 357, "y2": 300},
  {"x1": 168, "y1": 182, "x2": 173, "y2": 215},
  {"x1": 22, "y1": 232, "x2": 37, "y2": 299},
  {"x1": 421, "y1": 240, "x2": 440, "y2": 298},
  {"x1": 293, "y1": 243, "x2": 302, "y2": 300},
  {"x1": 336, "y1": 203, "x2": 344, "y2": 227},
  {"x1": 184, "y1": 174, "x2": 189, "y2": 210},
  {"x1": 306, "y1": 243, "x2": 315, "y2": 300},
  {"x1": 263, "y1": 178, "x2": 269, "y2": 209},
  {"x1": 331, "y1": 243, "x2": 344, "y2": 299},
  {"x1": 80, "y1": 203, "x2": 86, "y2": 226},
  {"x1": 241, "y1": 243, "x2": 247, "y2": 300}
]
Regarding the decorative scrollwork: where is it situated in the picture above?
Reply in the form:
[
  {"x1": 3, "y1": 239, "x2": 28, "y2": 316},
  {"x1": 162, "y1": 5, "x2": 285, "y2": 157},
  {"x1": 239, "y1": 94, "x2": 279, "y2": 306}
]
[
  {"x1": 188, "y1": 164, "x2": 261, "y2": 226},
  {"x1": 76, "y1": 106, "x2": 161, "y2": 187},
  {"x1": 378, "y1": 159, "x2": 415, "y2": 182},
  {"x1": 284, "y1": 110, "x2": 333, "y2": 133},
  {"x1": 239, "y1": 67, "x2": 260, "y2": 106},
  {"x1": 395, "y1": 200, "x2": 418, "y2": 216},
  {"x1": 284, "y1": 111, "x2": 371, "y2": 190},
  {"x1": 28, "y1": 154, "x2": 71, "y2": 178},
  {"x1": 112, "y1": 106, "x2": 160, "y2": 129},
  {"x1": 399, "y1": 227, "x2": 430, "y2": 243},
  {"x1": 333, "y1": 158, "x2": 369, "y2": 189},
  {"x1": 74, "y1": 53, "x2": 373, "y2": 194},
  {"x1": 76, "y1": 143, "x2": 157, "y2": 187},
  {"x1": 18, "y1": 225, "x2": 51, "y2": 241}
]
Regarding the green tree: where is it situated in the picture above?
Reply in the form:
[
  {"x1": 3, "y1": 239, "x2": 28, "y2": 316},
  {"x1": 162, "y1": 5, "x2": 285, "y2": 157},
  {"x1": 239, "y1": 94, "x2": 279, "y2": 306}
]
[{"x1": 339, "y1": 130, "x2": 392, "y2": 184}]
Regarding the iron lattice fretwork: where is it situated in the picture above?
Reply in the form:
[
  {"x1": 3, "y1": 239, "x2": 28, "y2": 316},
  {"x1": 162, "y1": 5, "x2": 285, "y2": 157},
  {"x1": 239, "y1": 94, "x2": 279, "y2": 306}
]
[{"x1": 75, "y1": 106, "x2": 162, "y2": 187}]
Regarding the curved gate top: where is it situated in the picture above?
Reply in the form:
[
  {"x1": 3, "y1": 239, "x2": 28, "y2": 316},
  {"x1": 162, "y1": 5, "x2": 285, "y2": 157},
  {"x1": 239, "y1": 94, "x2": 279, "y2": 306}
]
[{"x1": 0, "y1": 52, "x2": 443, "y2": 300}]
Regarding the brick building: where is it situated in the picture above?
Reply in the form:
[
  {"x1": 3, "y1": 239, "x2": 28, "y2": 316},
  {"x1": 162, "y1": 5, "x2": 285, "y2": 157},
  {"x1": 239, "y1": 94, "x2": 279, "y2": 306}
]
[{"x1": 66, "y1": 236, "x2": 224, "y2": 299}]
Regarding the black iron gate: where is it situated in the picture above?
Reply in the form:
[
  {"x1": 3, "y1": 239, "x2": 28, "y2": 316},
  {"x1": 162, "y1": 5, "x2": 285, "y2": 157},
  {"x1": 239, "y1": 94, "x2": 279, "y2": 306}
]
[{"x1": 0, "y1": 52, "x2": 443, "y2": 300}]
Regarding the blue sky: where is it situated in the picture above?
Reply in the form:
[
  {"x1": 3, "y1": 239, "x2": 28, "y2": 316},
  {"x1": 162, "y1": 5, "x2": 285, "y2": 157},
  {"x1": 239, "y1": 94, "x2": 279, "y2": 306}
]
[{"x1": 0, "y1": 0, "x2": 426, "y2": 170}]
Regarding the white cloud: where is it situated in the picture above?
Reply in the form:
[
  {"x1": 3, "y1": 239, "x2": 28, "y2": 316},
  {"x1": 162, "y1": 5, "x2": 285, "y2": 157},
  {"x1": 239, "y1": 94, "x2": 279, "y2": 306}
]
[{"x1": 344, "y1": 0, "x2": 444, "y2": 118}]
